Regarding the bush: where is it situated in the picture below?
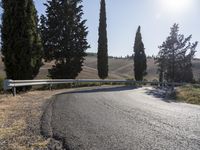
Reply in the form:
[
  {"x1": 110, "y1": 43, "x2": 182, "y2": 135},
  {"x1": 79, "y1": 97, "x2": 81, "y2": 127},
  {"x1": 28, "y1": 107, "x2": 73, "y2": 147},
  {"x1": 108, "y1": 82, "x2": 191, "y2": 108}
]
[
  {"x1": 151, "y1": 79, "x2": 159, "y2": 86},
  {"x1": 126, "y1": 78, "x2": 135, "y2": 86},
  {"x1": 143, "y1": 79, "x2": 148, "y2": 85}
]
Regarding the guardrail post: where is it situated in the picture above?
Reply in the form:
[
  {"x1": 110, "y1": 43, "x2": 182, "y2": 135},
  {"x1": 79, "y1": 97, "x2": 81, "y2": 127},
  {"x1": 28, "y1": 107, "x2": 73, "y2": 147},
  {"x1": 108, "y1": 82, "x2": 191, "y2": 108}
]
[
  {"x1": 76, "y1": 80, "x2": 79, "y2": 87},
  {"x1": 49, "y1": 83, "x2": 52, "y2": 91},
  {"x1": 12, "y1": 87, "x2": 16, "y2": 96}
]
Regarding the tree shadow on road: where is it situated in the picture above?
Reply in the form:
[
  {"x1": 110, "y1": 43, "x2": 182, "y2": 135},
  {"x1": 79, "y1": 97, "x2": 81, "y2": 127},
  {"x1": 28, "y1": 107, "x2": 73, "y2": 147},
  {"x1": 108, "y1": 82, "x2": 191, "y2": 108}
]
[
  {"x1": 56, "y1": 86, "x2": 140, "y2": 96},
  {"x1": 145, "y1": 87, "x2": 177, "y2": 103}
]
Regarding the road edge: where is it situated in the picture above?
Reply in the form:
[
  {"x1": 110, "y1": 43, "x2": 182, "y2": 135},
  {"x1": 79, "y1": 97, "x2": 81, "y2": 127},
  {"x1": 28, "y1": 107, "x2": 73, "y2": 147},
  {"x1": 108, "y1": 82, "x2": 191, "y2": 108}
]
[{"x1": 40, "y1": 96, "x2": 67, "y2": 149}]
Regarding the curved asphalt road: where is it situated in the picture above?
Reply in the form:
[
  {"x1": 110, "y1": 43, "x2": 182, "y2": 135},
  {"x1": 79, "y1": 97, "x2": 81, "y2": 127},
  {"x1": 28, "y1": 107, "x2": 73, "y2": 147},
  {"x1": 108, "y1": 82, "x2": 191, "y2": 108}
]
[{"x1": 42, "y1": 86, "x2": 200, "y2": 150}]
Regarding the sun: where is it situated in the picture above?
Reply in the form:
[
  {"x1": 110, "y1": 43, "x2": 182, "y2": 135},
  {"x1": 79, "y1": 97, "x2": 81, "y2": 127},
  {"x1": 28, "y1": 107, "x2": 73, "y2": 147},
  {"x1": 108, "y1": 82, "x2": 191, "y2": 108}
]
[{"x1": 160, "y1": 0, "x2": 192, "y2": 13}]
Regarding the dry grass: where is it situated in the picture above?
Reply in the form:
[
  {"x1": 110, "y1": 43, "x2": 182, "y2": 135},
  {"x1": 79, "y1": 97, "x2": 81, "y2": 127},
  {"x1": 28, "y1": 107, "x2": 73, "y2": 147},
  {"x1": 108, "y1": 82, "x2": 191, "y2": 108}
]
[
  {"x1": 82, "y1": 57, "x2": 158, "y2": 80},
  {"x1": 0, "y1": 89, "x2": 69, "y2": 150},
  {"x1": 176, "y1": 85, "x2": 200, "y2": 105},
  {"x1": 0, "y1": 56, "x2": 199, "y2": 81}
]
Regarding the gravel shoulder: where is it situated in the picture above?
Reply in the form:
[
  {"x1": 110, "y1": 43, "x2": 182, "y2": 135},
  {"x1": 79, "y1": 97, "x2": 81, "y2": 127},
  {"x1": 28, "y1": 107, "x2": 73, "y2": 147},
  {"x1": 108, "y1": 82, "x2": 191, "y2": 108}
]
[{"x1": 0, "y1": 89, "x2": 73, "y2": 150}]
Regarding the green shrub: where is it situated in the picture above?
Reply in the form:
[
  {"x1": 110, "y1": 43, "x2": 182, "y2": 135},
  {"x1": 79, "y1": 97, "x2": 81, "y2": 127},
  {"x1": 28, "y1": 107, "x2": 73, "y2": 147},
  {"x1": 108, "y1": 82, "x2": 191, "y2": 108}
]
[
  {"x1": 125, "y1": 78, "x2": 139, "y2": 86},
  {"x1": 151, "y1": 79, "x2": 159, "y2": 86},
  {"x1": 143, "y1": 79, "x2": 148, "y2": 85}
]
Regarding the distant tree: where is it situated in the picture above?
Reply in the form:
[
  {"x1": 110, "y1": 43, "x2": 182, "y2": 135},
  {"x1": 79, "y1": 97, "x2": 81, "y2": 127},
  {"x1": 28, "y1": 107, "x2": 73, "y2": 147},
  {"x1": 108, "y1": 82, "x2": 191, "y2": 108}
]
[
  {"x1": 156, "y1": 23, "x2": 198, "y2": 83},
  {"x1": 41, "y1": 0, "x2": 89, "y2": 79},
  {"x1": 133, "y1": 26, "x2": 147, "y2": 81},
  {"x1": 1, "y1": 0, "x2": 43, "y2": 81},
  {"x1": 97, "y1": 0, "x2": 108, "y2": 79},
  {"x1": 125, "y1": 54, "x2": 133, "y2": 59}
]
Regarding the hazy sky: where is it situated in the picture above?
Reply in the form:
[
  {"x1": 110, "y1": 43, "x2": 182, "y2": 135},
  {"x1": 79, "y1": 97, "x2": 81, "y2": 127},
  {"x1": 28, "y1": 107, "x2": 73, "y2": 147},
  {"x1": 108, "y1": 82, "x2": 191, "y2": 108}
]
[{"x1": 35, "y1": 0, "x2": 200, "y2": 57}]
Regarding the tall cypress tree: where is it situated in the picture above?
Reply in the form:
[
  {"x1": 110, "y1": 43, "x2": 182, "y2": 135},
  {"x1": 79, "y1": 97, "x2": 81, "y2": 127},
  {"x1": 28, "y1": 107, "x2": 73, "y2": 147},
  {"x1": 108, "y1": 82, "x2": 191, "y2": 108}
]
[
  {"x1": 133, "y1": 26, "x2": 147, "y2": 81},
  {"x1": 41, "y1": 0, "x2": 89, "y2": 79},
  {"x1": 97, "y1": 0, "x2": 108, "y2": 79},
  {"x1": 1, "y1": 0, "x2": 43, "y2": 81}
]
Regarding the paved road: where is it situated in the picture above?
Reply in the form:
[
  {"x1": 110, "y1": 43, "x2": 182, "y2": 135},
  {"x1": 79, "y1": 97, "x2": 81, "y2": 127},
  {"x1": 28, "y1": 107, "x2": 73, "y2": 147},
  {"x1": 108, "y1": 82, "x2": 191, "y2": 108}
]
[{"x1": 42, "y1": 86, "x2": 200, "y2": 150}]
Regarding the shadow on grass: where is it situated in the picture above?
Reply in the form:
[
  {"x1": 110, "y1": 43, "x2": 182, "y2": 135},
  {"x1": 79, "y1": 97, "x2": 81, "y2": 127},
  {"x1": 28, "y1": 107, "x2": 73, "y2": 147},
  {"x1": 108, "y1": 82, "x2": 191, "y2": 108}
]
[
  {"x1": 145, "y1": 87, "x2": 177, "y2": 103},
  {"x1": 56, "y1": 85, "x2": 140, "y2": 96}
]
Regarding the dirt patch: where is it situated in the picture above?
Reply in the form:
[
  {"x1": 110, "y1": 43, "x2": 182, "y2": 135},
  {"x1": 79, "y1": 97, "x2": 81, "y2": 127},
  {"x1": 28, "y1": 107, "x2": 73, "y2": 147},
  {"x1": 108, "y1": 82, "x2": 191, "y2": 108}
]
[{"x1": 0, "y1": 89, "x2": 71, "y2": 150}]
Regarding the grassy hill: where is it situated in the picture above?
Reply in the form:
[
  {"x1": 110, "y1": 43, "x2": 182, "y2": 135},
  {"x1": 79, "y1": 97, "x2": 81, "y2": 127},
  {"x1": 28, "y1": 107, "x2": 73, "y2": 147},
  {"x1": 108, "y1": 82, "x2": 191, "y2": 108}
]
[{"x1": 0, "y1": 55, "x2": 199, "y2": 81}]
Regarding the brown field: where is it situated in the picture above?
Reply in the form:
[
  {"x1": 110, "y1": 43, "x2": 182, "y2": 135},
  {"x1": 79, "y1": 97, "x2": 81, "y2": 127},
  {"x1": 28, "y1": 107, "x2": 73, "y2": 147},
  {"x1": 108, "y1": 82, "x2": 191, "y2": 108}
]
[
  {"x1": 0, "y1": 56, "x2": 200, "y2": 81},
  {"x1": 81, "y1": 56, "x2": 159, "y2": 80}
]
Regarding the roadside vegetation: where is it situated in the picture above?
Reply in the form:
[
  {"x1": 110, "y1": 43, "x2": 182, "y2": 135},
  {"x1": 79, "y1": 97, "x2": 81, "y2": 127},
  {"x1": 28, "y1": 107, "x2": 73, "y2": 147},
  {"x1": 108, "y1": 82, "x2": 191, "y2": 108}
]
[
  {"x1": 156, "y1": 24, "x2": 198, "y2": 83},
  {"x1": 0, "y1": 92, "x2": 48, "y2": 149},
  {"x1": 133, "y1": 26, "x2": 147, "y2": 81},
  {"x1": 1, "y1": 0, "x2": 43, "y2": 83},
  {"x1": 40, "y1": 0, "x2": 89, "y2": 79},
  {"x1": 0, "y1": 89, "x2": 74, "y2": 150},
  {"x1": 97, "y1": 0, "x2": 109, "y2": 79},
  {"x1": 176, "y1": 85, "x2": 200, "y2": 105}
]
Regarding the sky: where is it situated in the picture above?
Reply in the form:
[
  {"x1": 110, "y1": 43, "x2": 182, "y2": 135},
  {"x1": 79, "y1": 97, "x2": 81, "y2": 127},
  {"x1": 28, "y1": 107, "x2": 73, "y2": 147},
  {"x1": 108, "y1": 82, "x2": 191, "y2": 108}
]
[{"x1": 34, "y1": 0, "x2": 200, "y2": 58}]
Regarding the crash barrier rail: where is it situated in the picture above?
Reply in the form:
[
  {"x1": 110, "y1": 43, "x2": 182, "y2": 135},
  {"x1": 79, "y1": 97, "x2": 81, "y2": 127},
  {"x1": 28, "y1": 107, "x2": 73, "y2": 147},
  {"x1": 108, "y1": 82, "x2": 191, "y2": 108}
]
[{"x1": 3, "y1": 79, "x2": 187, "y2": 96}]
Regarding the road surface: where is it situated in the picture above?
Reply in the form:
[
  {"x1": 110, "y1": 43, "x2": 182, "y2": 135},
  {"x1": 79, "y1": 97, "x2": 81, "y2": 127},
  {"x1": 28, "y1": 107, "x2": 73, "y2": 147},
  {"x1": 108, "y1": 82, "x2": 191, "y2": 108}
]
[{"x1": 42, "y1": 86, "x2": 200, "y2": 150}]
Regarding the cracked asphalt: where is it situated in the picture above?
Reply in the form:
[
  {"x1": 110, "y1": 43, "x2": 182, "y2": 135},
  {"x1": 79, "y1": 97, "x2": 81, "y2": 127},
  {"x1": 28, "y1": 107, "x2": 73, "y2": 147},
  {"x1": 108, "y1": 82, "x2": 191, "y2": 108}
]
[{"x1": 42, "y1": 86, "x2": 200, "y2": 150}]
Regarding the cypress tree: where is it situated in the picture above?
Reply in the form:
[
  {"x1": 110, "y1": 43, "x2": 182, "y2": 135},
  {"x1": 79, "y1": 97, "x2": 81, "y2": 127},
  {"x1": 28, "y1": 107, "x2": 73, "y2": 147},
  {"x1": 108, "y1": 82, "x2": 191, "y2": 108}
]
[
  {"x1": 42, "y1": 0, "x2": 89, "y2": 79},
  {"x1": 97, "y1": 0, "x2": 108, "y2": 79},
  {"x1": 1, "y1": 0, "x2": 43, "y2": 81},
  {"x1": 133, "y1": 26, "x2": 147, "y2": 81}
]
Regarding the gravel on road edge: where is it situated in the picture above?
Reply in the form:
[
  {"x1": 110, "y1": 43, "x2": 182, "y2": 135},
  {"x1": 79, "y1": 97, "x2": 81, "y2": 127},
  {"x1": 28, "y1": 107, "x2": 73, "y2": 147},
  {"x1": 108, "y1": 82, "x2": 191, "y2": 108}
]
[
  {"x1": 41, "y1": 96, "x2": 66, "y2": 150},
  {"x1": 0, "y1": 89, "x2": 73, "y2": 150}
]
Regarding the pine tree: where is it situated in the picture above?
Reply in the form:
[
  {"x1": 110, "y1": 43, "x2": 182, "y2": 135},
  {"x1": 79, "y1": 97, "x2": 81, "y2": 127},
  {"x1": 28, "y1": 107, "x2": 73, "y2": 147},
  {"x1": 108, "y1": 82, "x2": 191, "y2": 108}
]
[
  {"x1": 40, "y1": 0, "x2": 63, "y2": 61},
  {"x1": 39, "y1": 15, "x2": 49, "y2": 61},
  {"x1": 1, "y1": 0, "x2": 43, "y2": 81},
  {"x1": 156, "y1": 24, "x2": 198, "y2": 83},
  {"x1": 97, "y1": 0, "x2": 108, "y2": 79},
  {"x1": 133, "y1": 26, "x2": 147, "y2": 81},
  {"x1": 41, "y1": 0, "x2": 89, "y2": 79}
]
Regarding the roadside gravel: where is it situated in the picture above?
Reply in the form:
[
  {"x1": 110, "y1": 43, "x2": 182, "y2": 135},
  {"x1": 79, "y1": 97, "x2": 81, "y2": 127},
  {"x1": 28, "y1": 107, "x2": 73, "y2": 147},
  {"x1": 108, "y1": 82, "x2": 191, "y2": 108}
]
[{"x1": 0, "y1": 89, "x2": 72, "y2": 150}]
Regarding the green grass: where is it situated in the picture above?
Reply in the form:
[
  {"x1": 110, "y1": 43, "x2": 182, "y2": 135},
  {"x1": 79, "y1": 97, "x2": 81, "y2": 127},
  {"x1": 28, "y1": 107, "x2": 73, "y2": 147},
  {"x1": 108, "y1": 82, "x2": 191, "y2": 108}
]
[{"x1": 176, "y1": 85, "x2": 200, "y2": 105}]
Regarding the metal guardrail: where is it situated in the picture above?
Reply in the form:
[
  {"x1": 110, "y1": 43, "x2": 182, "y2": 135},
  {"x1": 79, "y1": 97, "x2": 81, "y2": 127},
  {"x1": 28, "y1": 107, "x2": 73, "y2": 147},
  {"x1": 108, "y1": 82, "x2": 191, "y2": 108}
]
[{"x1": 3, "y1": 79, "x2": 187, "y2": 96}]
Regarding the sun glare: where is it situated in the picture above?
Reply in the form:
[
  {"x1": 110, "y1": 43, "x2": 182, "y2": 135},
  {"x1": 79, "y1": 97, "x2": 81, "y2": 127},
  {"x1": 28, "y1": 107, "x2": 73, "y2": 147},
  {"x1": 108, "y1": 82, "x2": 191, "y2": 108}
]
[{"x1": 160, "y1": 0, "x2": 192, "y2": 13}]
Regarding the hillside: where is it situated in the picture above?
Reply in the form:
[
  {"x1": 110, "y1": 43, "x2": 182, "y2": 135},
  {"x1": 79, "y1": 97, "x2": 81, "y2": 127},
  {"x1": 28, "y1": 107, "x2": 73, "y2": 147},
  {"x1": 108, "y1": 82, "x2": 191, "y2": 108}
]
[
  {"x1": 80, "y1": 56, "x2": 158, "y2": 80},
  {"x1": 78, "y1": 56, "x2": 200, "y2": 81},
  {"x1": 0, "y1": 56, "x2": 200, "y2": 81}
]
